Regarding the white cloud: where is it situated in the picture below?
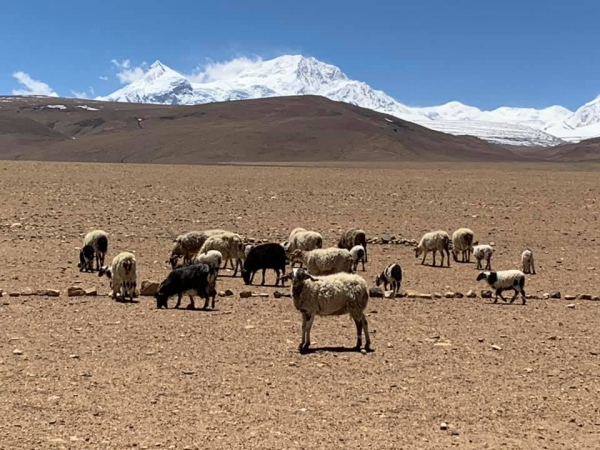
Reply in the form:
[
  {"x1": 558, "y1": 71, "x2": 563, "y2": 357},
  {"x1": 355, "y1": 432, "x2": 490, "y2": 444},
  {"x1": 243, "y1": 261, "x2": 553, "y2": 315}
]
[
  {"x1": 187, "y1": 56, "x2": 262, "y2": 83},
  {"x1": 111, "y1": 59, "x2": 148, "y2": 84},
  {"x1": 99, "y1": 76, "x2": 108, "y2": 81},
  {"x1": 12, "y1": 71, "x2": 58, "y2": 97},
  {"x1": 70, "y1": 86, "x2": 95, "y2": 99}
]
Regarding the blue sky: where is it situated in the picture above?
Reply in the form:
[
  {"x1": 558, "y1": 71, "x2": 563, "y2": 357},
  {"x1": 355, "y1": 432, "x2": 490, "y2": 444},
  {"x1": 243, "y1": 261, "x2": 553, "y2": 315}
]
[{"x1": 1, "y1": 0, "x2": 599, "y2": 110}]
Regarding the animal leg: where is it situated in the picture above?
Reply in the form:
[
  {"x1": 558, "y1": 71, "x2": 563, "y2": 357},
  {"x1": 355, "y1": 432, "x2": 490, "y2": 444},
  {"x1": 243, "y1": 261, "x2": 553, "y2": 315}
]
[
  {"x1": 497, "y1": 290, "x2": 508, "y2": 303},
  {"x1": 187, "y1": 296, "x2": 196, "y2": 310},
  {"x1": 432, "y1": 250, "x2": 437, "y2": 266},
  {"x1": 353, "y1": 317, "x2": 363, "y2": 350},
  {"x1": 531, "y1": 261, "x2": 536, "y2": 275},
  {"x1": 485, "y1": 259, "x2": 491, "y2": 270},
  {"x1": 362, "y1": 315, "x2": 371, "y2": 351},
  {"x1": 201, "y1": 295, "x2": 209, "y2": 310},
  {"x1": 361, "y1": 259, "x2": 365, "y2": 271},
  {"x1": 509, "y1": 288, "x2": 519, "y2": 304},
  {"x1": 261, "y1": 268, "x2": 266, "y2": 285},
  {"x1": 421, "y1": 251, "x2": 427, "y2": 265},
  {"x1": 174, "y1": 294, "x2": 182, "y2": 309},
  {"x1": 446, "y1": 248, "x2": 451, "y2": 267}
]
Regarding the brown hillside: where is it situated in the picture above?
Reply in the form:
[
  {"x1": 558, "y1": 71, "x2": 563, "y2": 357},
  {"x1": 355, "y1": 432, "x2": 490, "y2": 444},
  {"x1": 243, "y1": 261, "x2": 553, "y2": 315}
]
[{"x1": 0, "y1": 95, "x2": 520, "y2": 163}]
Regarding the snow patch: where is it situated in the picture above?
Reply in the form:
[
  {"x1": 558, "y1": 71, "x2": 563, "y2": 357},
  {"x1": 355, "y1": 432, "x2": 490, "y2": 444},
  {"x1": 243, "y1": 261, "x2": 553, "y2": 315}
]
[
  {"x1": 77, "y1": 105, "x2": 100, "y2": 111},
  {"x1": 46, "y1": 104, "x2": 67, "y2": 110}
]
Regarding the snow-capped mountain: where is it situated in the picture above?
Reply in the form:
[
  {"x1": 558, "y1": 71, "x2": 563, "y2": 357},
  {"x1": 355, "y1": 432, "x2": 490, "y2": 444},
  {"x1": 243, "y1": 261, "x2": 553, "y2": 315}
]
[{"x1": 97, "y1": 56, "x2": 599, "y2": 146}]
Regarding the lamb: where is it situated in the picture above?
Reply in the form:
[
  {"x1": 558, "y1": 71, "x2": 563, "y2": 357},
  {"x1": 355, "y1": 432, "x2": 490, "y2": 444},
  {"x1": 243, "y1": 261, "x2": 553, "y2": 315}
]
[
  {"x1": 199, "y1": 233, "x2": 245, "y2": 276},
  {"x1": 477, "y1": 270, "x2": 526, "y2": 305},
  {"x1": 350, "y1": 245, "x2": 366, "y2": 272},
  {"x1": 169, "y1": 250, "x2": 223, "y2": 272},
  {"x1": 473, "y1": 244, "x2": 494, "y2": 270},
  {"x1": 281, "y1": 267, "x2": 371, "y2": 354},
  {"x1": 78, "y1": 245, "x2": 95, "y2": 272},
  {"x1": 290, "y1": 248, "x2": 353, "y2": 276},
  {"x1": 242, "y1": 243, "x2": 287, "y2": 286},
  {"x1": 155, "y1": 263, "x2": 218, "y2": 310},
  {"x1": 338, "y1": 227, "x2": 368, "y2": 262},
  {"x1": 521, "y1": 249, "x2": 536, "y2": 274},
  {"x1": 244, "y1": 244, "x2": 254, "y2": 259},
  {"x1": 375, "y1": 263, "x2": 403, "y2": 296},
  {"x1": 169, "y1": 229, "x2": 229, "y2": 265},
  {"x1": 414, "y1": 230, "x2": 451, "y2": 267},
  {"x1": 98, "y1": 252, "x2": 137, "y2": 302},
  {"x1": 286, "y1": 228, "x2": 323, "y2": 266},
  {"x1": 452, "y1": 228, "x2": 474, "y2": 263},
  {"x1": 80, "y1": 230, "x2": 108, "y2": 271}
]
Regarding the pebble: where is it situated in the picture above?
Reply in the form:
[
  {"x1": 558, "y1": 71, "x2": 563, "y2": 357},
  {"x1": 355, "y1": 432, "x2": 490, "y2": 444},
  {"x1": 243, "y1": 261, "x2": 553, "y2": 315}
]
[
  {"x1": 85, "y1": 288, "x2": 97, "y2": 296},
  {"x1": 542, "y1": 293, "x2": 550, "y2": 299},
  {"x1": 440, "y1": 422, "x2": 448, "y2": 430},
  {"x1": 244, "y1": 325, "x2": 255, "y2": 329},
  {"x1": 481, "y1": 290, "x2": 492, "y2": 299},
  {"x1": 491, "y1": 344, "x2": 502, "y2": 351},
  {"x1": 444, "y1": 292, "x2": 455, "y2": 299},
  {"x1": 466, "y1": 290, "x2": 476, "y2": 298},
  {"x1": 384, "y1": 290, "x2": 395, "y2": 299},
  {"x1": 550, "y1": 291, "x2": 561, "y2": 299},
  {"x1": 140, "y1": 281, "x2": 159, "y2": 296},
  {"x1": 369, "y1": 287, "x2": 384, "y2": 298},
  {"x1": 239, "y1": 291, "x2": 252, "y2": 298},
  {"x1": 433, "y1": 292, "x2": 442, "y2": 299},
  {"x1": 67, "y1": 286, "x2": 86, "y2": 297},
  {"x1": 564, "y1": 295, "x2": 576, "y2": 301},
  {"x1": 578, "y1": 294, "x2": 592, "y2": 300},
  {"x1": 13, "y1": 349, "x2": 23, "y2": 355},
  {"x1": 46, "y1": 289, "x2": 60, "y2": 297},
  {"x1": 21, "y1": 287, "x2": 34, "y2": 296},
  {"x1": 224, "y1": 289, "x2": 234, "y2": 296},
  {"x1": 567, "y1": 303, "x2": 576, "y2": 308}
]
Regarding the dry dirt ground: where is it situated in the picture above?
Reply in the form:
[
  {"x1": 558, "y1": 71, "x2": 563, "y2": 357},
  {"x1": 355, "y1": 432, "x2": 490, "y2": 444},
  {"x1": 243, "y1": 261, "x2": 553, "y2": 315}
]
[{"x1": 1, "y1": 161, "x2": 599, "y2": 449}]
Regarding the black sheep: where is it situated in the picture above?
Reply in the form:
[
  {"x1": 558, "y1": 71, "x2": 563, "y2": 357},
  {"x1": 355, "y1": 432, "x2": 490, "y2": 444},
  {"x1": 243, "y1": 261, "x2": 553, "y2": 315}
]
[
  {"x1": 77, "y1": 245, "x2": 95, "y2": 272},
  {"x1": 155, "y1": 263, "x2": 217, "y2": 310},
  {"x1": 242, "y1": 243, "x2": 286, "y2": 286}
]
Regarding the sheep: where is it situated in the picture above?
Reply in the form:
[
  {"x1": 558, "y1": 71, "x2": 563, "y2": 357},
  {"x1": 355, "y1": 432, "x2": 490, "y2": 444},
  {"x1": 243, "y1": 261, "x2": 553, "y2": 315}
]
[
  {"x1": 338, "y1": 227, "x2": 368, "y2": 262},
  {"x1": 77, "y1": 245, "x2": 95, "y2": 272},
  {"x1": 81, "y1": 230, "x2": 108, "y2": 271},
  {"x1": 244, "y1": 244, "x2": 254, "y2": 259},
  {"x1": 199, "y1": 233, "x2": 245, "y2": 276},
  {"x1": 290, "y1": 248, "x2": 353, "y2": 276},
  {"x1": 242, "y1": 243, "x2": 287, "y2": 286},
  {"x1": 169, "y1": 250, "x2": 223, "y2": 272},
  {"x1": 155, "y1": 263, "x2": 218, "y2": 310},
  {"x1": 414, "y1": 230, "x2": 451, "y2": 267},
  {"x1": 477, "y1": 270, "x2": 526, "y2": 305},
  {"x1": 99, "y1": 252, "x2": 137, "y2": 302},
  {"x1": 350, "y1": 245, "x2": 366, "y2": 272},
  {"x1": 375, "y1": 263, "x2": 403, "y2": 296},
  {"x1": 169, "y1": 229, "x2": 229, "y2": 265},
  {"x1": 473, "y1": 244, "x2": 494, "y2": 270},
  {"x1": 521, "y1": 249, "x2": 536, "y2": 275},
  {"x1": 280, "y1": 267, "x2": 371, "y2": 354},
  {"x1": 286, "y1": 228, "x2": 323, "y2": 267},
  {"x1": 452, "y1": 228, "x2": 474, "y2": 263}
]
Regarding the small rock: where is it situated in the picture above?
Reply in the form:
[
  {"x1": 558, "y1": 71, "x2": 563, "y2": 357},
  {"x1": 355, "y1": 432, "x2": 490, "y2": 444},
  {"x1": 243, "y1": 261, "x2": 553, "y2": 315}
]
[
  {"x1": 440, "y1": 422, "x2": 448, "y2": 430},
  {"x1": 85, "y1": 288, "x2": 97, "y2": 296},
  {"x1": 550, "y1": 291, "x2": 561, "y2": 299},
  {"x1": 466, "y1": 290, "x2": 476, "y2": 298},
  {"x1": 10, "y1": 222, "x2": 22, "y2": 229},
  {"x1": 567, "y1": 303, "x2": 575, "y2": 309},
  {"x1": 417, "y1": 293, "x2": 433, "y2": 299},
  {"x1": 257, "y1": 293, "x2": 269, "y2": 298},
  {"x1": 444, "y1": 292, "x2": 455, "y2": 299},
  {"x1": 224, "y1": 289, "x2": 234, "y2": 297},
  {"x1": 369, "y1": 287, "x2": 384, "y2": 298},
  {"x1": 239, "y1": 291, "x2": 252, "y2": 298},
  {"x1": 481, "y1": 290, "x2": 493, "y2": 299},
  {"x1": 8, "y1": 292, "x2": 20, "y2": 297},
  {"x1": 578, "y1": 294, "x2": 592, "y2": 300},
  {"x1": 433, "y1": 292, "x2": 442, "y2": 299},
  {"x1": 478, "y1": 338, "x2": 484, "y2": 343},
  {"x1": 21, "y1": 287, "x2": 34, "y2": 296},
  {"x1": 360, "y1": 349, "x2": 367, "y2": 355},
  {"x1": 543, "y1": 293, "x2": 550, "y2": 299},
  {"x1": 13, "y1": 349, "x2": 23, "y2": 355},
  {"x1": 140, "y1": 281, "x2": 159, "y2": 296},
  {"x1": 490, "y1": 242, "x2": 496, "y2": 246},
  {"x1": 491, "y1": 344, "x2": 502, "y2": 351},
  {"x1": 69, "y1": 354, "x2": 80, "y2": 359},
  {"x1": 455, "y1": 292, "x2": 464, "y2": 298},
  {"x1": 244, "y1": 325, "x2": 255, "y2": 329},
  {"x1": 548, "y1": 335, "x2": 557, "y2": 340},
  {"x1": 181, "y1": 370, "x2": 195, "y2": 375},
  {"x1": 67, "y1": 287, "x2": 86, "y2": 297},
  {"x1": 450, "y1": 429, "x2": 460, "y2": 436},
  {"x1": 273, "y1": 291, "x2": 282, "y2": 298},
  {"x1": 384, "y1": 290, "x2": 395, "y2": 299},
  {"x1": 45, "y1": 289, "x2": 60, "y2": 297},
  {"x1": 288, "y1": 361, "x2": 298, "y2": 367},
  {"x1": 592, "y1": 296, "x2": 600, "y2": 302},
  {"x1": 434, "y1": 342, "x2": 451, "y2": 347},
  {"x1": 564, "y1": 295, "x2": 576, "y2": 301},
  {"x1": 218, "y1": 291, "x2": 226, "y2": 297},
  {"x1": 380, "y1": 234, "x2": 394, "y2": 244}
]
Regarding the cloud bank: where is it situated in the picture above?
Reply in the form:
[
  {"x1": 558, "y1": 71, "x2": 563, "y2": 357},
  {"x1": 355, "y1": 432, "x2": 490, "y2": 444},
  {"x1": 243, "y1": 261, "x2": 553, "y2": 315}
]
[{"x1": 12, "y1": 71, "x2": 58, "y2": 96}]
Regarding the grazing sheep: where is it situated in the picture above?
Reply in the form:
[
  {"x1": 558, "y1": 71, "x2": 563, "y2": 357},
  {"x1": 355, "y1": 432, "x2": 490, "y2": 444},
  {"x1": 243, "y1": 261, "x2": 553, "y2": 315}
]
[
  {"x1": 290, "y1": 248, "x2": 353, "y2": 276},
  {"x1": 286, "y1": 229, "x2": 323, "y2": 267},
  {"x1": 350, "y1": 245, "x2": 366, "y2": 272},
  {"x1": 375, "y1": 263, "x2": 403, "y2": 296},
  {"x1": 155, "y1": 263, "x2": 218, "y2": 310},
  {"x1": 473, "y1": 244, "x2": 494, "y2": 270},
  {"x1": 77, "y1": 245, "x2": 95, "y2": 272},
  {"x1": 170, "y1": 229, "x2": 228, "y2": 265},
  {"x1": 281, "y1": 267, "x2": 371, "y2": 354},
  {"x1": 169, "y1": 250, "x2": 223, "y2": 272},
  {"x1": 242, "y1": 243, "x2": 287, "y2": 286},
  {"x1": 414, "y1": 230, "x2": 451, "y2": 267},
  {"x1": 521, "y1": 249, "x2": 536, "y2": 274},
  {"x1": 477, "y1": 270, "x2": 526, "y2": 305},
  {"x1": 82, "y1": 230, "x2": 108, "y2": 271},
  {"x1": 200, "y1": 233, "x2": 245, "y2": 276},
  {"x1": 338, "y1": 227, "x2": 368, "y2": 262},
  {"x1": 452, "y1": 228, "x2": 474, "y2": 263},
  {"x1": 99, "y1": 252, "x2": 137, "y2": 302}
]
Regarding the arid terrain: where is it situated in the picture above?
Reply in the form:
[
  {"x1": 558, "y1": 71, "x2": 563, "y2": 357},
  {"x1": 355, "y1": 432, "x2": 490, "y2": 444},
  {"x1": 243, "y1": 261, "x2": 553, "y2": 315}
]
[{"x1": 1, "y1": 161, "x2": 600, "y2": 449}]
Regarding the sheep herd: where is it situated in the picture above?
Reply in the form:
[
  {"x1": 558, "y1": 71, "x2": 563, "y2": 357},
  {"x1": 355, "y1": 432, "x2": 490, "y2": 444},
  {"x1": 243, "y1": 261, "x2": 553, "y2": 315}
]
[{"x1": 77, "y1": 226, "x2": 536, "y2": 353}]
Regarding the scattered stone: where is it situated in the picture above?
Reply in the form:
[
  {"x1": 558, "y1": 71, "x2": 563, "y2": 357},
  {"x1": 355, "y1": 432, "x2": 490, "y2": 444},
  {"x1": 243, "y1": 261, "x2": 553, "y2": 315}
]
[
  {"x1": 45, "y1": 289, "x2": 60, "y2": 297},
  {"x1": 10, "y1": 222, "x2": 22, "y2": 229},
  {"x1": 417, "y1": 293, "x2": 433, "y2": 300},
  {"x1": 13, "y1": 349, "x2": 23, "y2": 355},
  {"x1": 550, "y1": 291, "x2": 561, "y2": 299},
  {"x1": 434, "y1": 292, "x2": 442, "y2": 299},
  {"x1": 440, "y1": 422, "x2": 448, "y2": 430},
  {"x1": 478, "y1": 338, "x2": 484, "y2": 343},
  {"x1": 481, "y1": 290, "x2": 493, "y2": 299},
  {"x1": 140, "y1": 280, "x2": 159, "y2": 296},
  {"x1": 567, "y1": 303, "x2": 576, "y2": 309},
  {"x1": 369, "y1": 287, "x2": 384, "y2": 298},
  {"x1": 67, "y1": 287, "x2": 86, "y2": 297},
  {"x1": 69, "y1": 354, "x2": 80, "y2": 359},
  {"x1": 587, "y1": 267, "x2": 595, "y2": 271},
  {"x1": 384, "y1": 290, "x2": 395, "y2": 299},
  {"x1": 224, "y1": 289, "x2": 234, "y2": 296},
  {"x1": 455, "y1": 292, "x2": 464, "y2": 298},
  {"x1": 181, "y1": 370, "x2": 195, "y2": 375},
  {"x1": 578, "y1": 294, "x2": 592, "y2": 300},
  {"x1": 239, "y1": 291, "x2": 252, "y2": 298},
  {"x1": 450, "y1": 429, "x2": 460, "y2": 436},
  {"x1": 360, "y1": 349, "x2": 367, "y2": 355},
  {"x1": 288, "y1": 361, "x2": 298, "y2": 367},
  {"x1": 85, "y1": 288, "x2": 97, "y2": 297},
  {"x1": 564, "y1": 295, "x2": 576, "y2": 301},
  {"x1": 543, "y1": 293, "x2": 550, "y2": 299},
  {"x1": 8, "y1": 292, "x2": 20, "y2": 297},
  {"x1": 548, "y1": 335, "x2": 557, "y2": 341},
  {"x1": 444, "y1": 292, "x2": 455, "y2": 299},
  {"x1": 491, "y1": 344, "x2": 502, "y2": 351},
  {"x1": 21, "y1": 287, "x2": 34, "y2": 296},
  {"x1": 218, "y1": 291, "x2": 226, "y2": 297},
  {"x1": 244, "y1": 325, "x2": 255, "y2": 330},
  {"x1": 593, "y1": 296, "x2": 600, "y2": 302},
  {"x1": 434, "y1": 342, "x2": 451, "y2": 347},
  {"x1": 257, "y1": 293, "x2": 269, "y2": 298},
  {"x1": 466, "y1": 290, "x2": 476, "y2": 298},
  {"x1": 490, "y1": 242, "x2": 496, "y2": 246},
  {"x1": 380, "y1": 234, "x2": 393, "y2": 244}
]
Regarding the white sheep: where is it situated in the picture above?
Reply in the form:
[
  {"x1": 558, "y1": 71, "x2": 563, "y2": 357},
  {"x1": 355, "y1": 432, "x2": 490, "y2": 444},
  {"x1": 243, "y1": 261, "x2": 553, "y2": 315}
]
[
  {"x1": 290, "y1": 248, "x2": 353, "y2": 276},
  {"x1": 350, "y1": 245, "x2": 366, "y2": 272},
  {"x1": 194, "y1": 250, "x2": 223, "y2": 272},
  {"x1": 286, "y1": 228, "x2": 323, "y2": 266},
  {"x1": 476, "y1": 270, "x2": 526, "y2": 304},
  {"x1": 200, "y1": 233, "x2": 245, "y2": 276},
  {"x1": 281, "y1": 267, "x2": 371, "y2": 353},
  {"x1": 338, "y1": 228, "x2": 368, "y2": 262},
  {"x1": 99, "y1": 252, "x2": 137, "y2": 302},
  {"x1": 244, "y1": 244, "x2": 254, "y2": 259},
  {"x1": 170, "y1": 229, "x2": 228, "y2": 265},
  {"x1": 521, "y1": 249, "x2": 536, "y2": 274},
  {"x1": 473, "y1": 244, "x2": 494, "y2": 270},
  {"x1": 82, "y1": 230, "x2": 108, "y2": 271},
  {"x1": 452, "y1": 228, "x2": 474, "y2": 263},
  {"x1": 414, "y1": 230, "x2": 451, "y2": 267},
  {"x1": 375, "y1": 263, "x2": 403, "y2": 296}
]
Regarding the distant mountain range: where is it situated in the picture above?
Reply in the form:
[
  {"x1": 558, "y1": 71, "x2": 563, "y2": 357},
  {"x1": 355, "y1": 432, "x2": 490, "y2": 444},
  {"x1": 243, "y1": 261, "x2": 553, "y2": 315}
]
[{"x1": 97, "y1": 55, "x2": 600, "y2": 147}]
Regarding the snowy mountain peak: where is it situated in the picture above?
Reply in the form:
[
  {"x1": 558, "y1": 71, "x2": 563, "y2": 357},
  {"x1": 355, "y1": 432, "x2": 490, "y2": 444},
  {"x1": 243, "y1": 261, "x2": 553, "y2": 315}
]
[{"x1": 567, "y1": 94, "x2": 600, "y2": 128}]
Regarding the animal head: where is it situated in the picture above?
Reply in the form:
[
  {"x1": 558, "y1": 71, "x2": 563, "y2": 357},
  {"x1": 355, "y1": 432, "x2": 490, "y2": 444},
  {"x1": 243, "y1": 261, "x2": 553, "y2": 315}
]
[
  {"x1": 98, "y1": 266, "x2": 112, "y2": 279},
  {"x1": 290, "y1": 249, "x2": 304, "y2": 261},
  {"x1": 78, "y1": 245, "x2": 94, "y2": 271},
  {"x1": 414, "y1": 247, "x2": 423, "y2": 258},
  {"x1": 476, "y1": 271, "x2": 497, "y2": 283},
  {"x1": 241, "y1": 268, "x2": 252, "y2": 285},
  {"x1": 375, "y1": 274, "x2": 382, "y2": 287},
  {"x1": 288, "y1": 267, "x2": 317, "y2": 284},
  {"x1": 168, "y1": 254, "x2": 181, "y2": 269},
  {"x1": 154, "y1": 282, "x2": 169, "y2": 309}
]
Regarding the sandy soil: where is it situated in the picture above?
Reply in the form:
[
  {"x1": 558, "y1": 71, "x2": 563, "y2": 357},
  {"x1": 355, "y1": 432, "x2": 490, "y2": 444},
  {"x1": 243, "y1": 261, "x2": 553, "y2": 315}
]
[{"x1": 1, "y1": 161, "x2": 599, "y2": 449}]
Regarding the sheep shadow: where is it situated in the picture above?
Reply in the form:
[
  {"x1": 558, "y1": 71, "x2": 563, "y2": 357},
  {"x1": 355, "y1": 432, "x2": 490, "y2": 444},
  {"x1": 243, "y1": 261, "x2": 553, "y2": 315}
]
[
  {"x1": 114, "y1": 298, "x2": 140, "y2": 304},
  {"x1": 164, "y1": 306, "x2": 219, "y2": 313},
  {"x1": 302, "y1": 346, "x2": 375, "y2": 354}
]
